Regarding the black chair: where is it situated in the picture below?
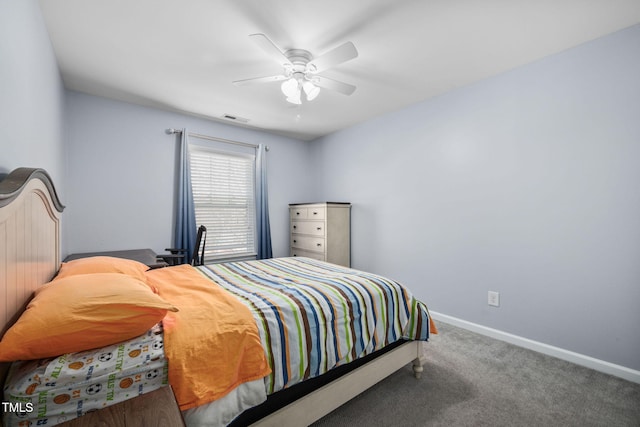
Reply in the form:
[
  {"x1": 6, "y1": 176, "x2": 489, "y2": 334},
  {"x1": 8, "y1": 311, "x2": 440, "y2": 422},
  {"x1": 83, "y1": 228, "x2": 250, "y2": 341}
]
[{"x1": 157, "y1": 225, "x2": 207, "y2": 266}]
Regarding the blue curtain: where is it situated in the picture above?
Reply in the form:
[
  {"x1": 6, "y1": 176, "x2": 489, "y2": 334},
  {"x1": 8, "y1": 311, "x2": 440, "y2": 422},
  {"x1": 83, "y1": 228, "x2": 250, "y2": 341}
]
[
  {"x1": 174, "y1": 129, "x2": 197, "y2": 262},
  {"x1": 256, "y1": 144, "x2": 273, "y2": 259}
]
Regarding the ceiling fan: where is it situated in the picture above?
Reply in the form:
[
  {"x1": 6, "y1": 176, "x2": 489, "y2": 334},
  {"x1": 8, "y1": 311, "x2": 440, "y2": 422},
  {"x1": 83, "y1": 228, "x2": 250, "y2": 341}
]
[{"x1": 233, "y1": 34, "x2": 358, "y2": 104}]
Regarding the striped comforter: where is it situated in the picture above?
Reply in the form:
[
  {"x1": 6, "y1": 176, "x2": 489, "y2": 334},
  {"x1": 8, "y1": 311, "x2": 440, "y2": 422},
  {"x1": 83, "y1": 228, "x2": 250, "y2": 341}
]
[{"x1": 197, "y1": 257, "x2": 433, "y2": 394}]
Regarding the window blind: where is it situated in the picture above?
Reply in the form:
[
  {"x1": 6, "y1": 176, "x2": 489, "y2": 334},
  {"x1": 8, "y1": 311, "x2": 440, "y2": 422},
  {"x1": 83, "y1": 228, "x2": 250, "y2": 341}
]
[{"x1": 189, "y1": 145, "x2": 256, "y2": 262}]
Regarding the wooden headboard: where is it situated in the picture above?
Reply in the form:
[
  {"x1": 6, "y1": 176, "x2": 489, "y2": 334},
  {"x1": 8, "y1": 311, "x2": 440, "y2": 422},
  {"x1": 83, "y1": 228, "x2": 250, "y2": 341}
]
[{"x1": 0, "y1": 168, "x2": 64, "y2": 381}]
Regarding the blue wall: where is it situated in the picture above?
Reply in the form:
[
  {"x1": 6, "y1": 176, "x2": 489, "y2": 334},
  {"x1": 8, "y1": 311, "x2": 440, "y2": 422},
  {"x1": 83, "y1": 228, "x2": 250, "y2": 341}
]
[
  {"x1": 310, "y1": 25, "x2": 640, "y2": 371},
  {"x1": 0, "y1": 0, "x2": 65, "y2": 191},
  {"x1": 64, "y1": 91, "x2": 313, "y2": 258}
]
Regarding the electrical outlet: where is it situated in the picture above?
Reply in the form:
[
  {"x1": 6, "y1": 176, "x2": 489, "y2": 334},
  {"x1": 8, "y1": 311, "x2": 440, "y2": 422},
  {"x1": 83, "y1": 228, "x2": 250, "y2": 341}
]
[{"x1": 488, "y1": 291, "x2": 500, "y2": 307}]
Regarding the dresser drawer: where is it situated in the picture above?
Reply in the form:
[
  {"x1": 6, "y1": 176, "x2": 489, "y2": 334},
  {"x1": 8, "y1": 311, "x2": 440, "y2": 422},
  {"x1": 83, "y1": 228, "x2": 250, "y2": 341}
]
[
  {"x1": 306, "y1": 206, "x2": 325, "y2": 220},
  {"x1": 290, "y1": 207, "x2": 308, "y2": 219},
  {"x1": 290, "y1": 206, "x2": 326, "y2": 220},
  {"x1": 291, "y1": 248, "x2": 325, "y2": 261},
  {"x1": 291, "y1": 220, "x2": 325, "y2": 236},
  {"x1": 291, "y1": 235, "x2": 325, "y2": 252}
]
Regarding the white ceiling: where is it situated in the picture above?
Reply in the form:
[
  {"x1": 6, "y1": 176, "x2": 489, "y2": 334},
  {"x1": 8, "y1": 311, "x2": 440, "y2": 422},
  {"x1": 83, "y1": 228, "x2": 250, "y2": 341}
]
[{"x1": 39, "y1": 0, "x2": 640, "y2": 141}]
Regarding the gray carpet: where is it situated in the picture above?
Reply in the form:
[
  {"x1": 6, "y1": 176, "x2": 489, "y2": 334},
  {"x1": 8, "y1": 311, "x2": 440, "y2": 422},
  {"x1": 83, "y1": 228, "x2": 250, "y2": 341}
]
[{"x1": 312, "y1": 322, "x2": 640, "y2": 427}]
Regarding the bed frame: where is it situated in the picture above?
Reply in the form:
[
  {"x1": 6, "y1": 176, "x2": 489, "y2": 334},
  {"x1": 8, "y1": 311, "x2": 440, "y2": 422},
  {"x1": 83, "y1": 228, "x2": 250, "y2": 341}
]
[{"x1": 0, "y1": 167, "x2": 426, "y2": 426}]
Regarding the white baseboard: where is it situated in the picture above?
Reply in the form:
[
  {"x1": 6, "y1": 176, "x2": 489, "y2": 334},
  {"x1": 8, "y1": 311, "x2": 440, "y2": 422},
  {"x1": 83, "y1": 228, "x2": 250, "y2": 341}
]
[{"x1": 430, "y1": 311, "x2": 640, "y2": 384}]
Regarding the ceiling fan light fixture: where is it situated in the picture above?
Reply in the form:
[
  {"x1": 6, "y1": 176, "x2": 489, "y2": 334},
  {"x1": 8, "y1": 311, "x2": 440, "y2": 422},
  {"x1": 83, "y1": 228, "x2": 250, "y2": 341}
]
[
  {"x1": 286, "y1": 95, "x2": 302, "y2": 105},
  {"x1": 303, "y1": 81, "x2": 320, "y2": 101},
  {"x1": 281, "y1": 78, "x2": 298, "y2": 98},
  {"x1": 234, "y1": 33, "x2": 358, "y2": 103},
  {"x1": 286, "y1": 86, "x2": 302, "y2": 104}
]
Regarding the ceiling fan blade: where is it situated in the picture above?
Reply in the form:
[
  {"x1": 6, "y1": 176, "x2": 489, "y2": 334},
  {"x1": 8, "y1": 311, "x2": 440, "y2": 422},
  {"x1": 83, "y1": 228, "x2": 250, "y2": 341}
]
[
  {"x1": 233, "y1": 75, "x2": 287, "y2": 86},
  {"x1": 249, "y1": 33, "x2": 292, "y2": 67},
  {"x1": 312, "y1": 75, "x2": 356, "y2": 96},
  {"x1": 308, "y1": 42, "x2": 358, "y2": 73}
]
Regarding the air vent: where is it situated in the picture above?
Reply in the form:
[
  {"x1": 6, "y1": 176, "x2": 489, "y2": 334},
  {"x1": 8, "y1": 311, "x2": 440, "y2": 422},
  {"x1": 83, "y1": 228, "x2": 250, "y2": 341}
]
[{"x1": 222, "y1": 114, "x2": 249, "y2": 124}]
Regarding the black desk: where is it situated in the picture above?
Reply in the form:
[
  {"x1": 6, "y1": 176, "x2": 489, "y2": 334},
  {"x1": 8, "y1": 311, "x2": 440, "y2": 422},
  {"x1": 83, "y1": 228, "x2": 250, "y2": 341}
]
[{"x1": 64, "y1": 248, "x2": 167, "y2": 269}]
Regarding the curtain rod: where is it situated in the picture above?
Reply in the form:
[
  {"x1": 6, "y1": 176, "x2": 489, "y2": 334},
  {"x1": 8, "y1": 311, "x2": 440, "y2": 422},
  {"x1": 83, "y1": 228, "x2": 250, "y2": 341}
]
[{"x1": 166, "y1": 128, "x2": 268, "y2": 151}]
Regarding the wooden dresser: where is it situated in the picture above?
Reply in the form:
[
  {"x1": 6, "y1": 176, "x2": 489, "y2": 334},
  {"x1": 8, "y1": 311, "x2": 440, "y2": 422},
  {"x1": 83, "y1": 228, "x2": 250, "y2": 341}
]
[{"x1": 289, "y1": 202, "x2": 351, "y2": 267}]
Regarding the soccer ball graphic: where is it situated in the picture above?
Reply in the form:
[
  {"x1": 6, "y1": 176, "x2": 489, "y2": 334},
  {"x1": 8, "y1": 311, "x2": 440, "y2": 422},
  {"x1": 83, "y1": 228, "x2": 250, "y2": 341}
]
[
  {"x1": 98, "y1": 352, "x2": 113, "y2": 362},
  {"x1": 86, "y1": 383, "x2": 102, "y2": 395}
]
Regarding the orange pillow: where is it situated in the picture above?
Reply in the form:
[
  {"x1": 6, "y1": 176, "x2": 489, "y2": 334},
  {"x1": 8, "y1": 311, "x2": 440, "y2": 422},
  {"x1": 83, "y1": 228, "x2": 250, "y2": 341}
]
[
  {"x1": 55, "y1": 256, "x2": 150, "y2": 283},
  {"x1": 0, "y1": 273, "x2": 178, "y2": 362}
]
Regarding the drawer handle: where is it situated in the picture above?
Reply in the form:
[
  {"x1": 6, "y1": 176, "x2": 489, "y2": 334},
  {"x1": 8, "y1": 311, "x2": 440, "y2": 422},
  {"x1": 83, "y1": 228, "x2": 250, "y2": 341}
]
[
  {"x1": 316, "y1": 227, "x2": 322, "y2": 230},
  {"x1": 293, "y1": 225, "x2": 297, "y2": 229},
  {"x1": 313, "y1": 212, "x2": 318, "y2": 215},
  {"x1": 316, "y1": 243, "x2": 322, "y2": 247},
  {"x1": 296, "y1": 212, "x2": 300, "y2": 215},
  {"x1": 293, "y1": 240, "x2": 297, "y2": 243}
]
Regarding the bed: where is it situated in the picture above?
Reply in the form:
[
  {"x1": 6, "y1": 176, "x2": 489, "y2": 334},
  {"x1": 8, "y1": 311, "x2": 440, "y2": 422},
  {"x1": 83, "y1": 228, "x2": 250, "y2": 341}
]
[{"x1": 0, "y1": 167, "x2": 435, "y2": 427}]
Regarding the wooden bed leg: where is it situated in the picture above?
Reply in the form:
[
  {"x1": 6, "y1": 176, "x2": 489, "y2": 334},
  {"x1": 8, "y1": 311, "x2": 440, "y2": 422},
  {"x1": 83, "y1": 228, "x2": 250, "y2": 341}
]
[{"x1": 412, "y1": 341, "x2": 426, "y2": 379}]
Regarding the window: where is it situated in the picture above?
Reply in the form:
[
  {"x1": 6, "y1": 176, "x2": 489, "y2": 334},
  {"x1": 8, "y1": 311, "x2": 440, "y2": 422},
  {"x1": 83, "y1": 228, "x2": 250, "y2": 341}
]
[{"x1": 189, "y1": 144, "x2": 256, "y2": 262}]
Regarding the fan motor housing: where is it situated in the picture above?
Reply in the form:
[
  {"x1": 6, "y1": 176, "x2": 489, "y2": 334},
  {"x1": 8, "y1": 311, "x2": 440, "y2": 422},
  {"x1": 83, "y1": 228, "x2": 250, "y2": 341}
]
[{"x1": 285, "y1": 49, "x2": 313, "y2": 66}]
